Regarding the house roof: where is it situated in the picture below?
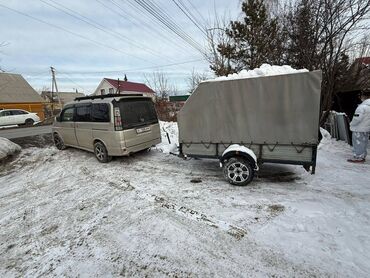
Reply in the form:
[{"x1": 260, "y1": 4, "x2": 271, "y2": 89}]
[
  {"x1": 339, "y1": 57, "x2": 370, "y2": 93},
  {"x1": 169, "y1": 95, "x2": 190, "y2": 102},
  {"x1": 104, "y1": 78, "x2": 155, "y2": 94},
  {"x1": 41, "y1": 91, "x2": 85, "y2": 103},
  {"x1": 355, "y1": 57, "x2": 370, "y2": 65},
  {"x1": 0, "y1": 72, "x2": 45, "y2": 103}
]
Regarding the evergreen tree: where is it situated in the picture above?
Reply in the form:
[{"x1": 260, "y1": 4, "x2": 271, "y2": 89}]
[{"x1": 212, "y1": 0, "x2": 284, "y2": 75}]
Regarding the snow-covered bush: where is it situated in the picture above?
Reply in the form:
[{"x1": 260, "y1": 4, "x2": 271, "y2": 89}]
[{"x1": 0, "y1": 137, "x2": 21, "y2": 161}]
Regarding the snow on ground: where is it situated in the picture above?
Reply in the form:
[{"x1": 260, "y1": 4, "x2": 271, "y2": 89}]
[
  {"x1": 0, "y1": 137, "x2": 21, "y2": 161},
  {"x1": 154, "y1": 121, "x2": 179, "y2": 154},
  {"x1": 205, "y1": 64, "x2": 308, "y2": 82},
  {"x1": 1, "y1": 123, "x2": 370, "y2": 277}
]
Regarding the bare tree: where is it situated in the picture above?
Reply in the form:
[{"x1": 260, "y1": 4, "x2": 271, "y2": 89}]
[
  {"x1": 187, "y1": 69, "x2": 209, "y2": 94},
  {"x1": 314, "y1": 0, "x2": 370, "y2": 124},
  {"x1": 144, "y1": 71, "x2": 177, "y2": 100},
  {"x1": 205, "y1": 13, "x2": 234, "y2": 76}
]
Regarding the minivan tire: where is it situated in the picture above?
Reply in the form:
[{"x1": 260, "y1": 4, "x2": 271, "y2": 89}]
[
  {"x1": 53, "y1": 133, "x2": 66, "y2": 150},
  {"x1": 223, "y1": 157, "x2": 254, "y2": 186},
  {"x1": 25, "y1": 119, "x2": 34, "y2": 126},
  {"x1": 94, "y1": 142, "x2": 112, "y2": 163}
]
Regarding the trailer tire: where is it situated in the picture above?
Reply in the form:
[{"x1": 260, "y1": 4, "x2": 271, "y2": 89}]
[{"x1": 223, "y1": 157, "x2": 254, "y2": 186}]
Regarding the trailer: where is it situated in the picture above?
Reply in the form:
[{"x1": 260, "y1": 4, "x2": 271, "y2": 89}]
[{"x1": 177, "y1": 70, "x2": 322, "y2": 185}]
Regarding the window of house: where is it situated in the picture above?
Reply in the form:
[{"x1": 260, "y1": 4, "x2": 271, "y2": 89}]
[
  {"x1": 61, "y1": 107, "x2": 74, "y2": 122},
  {"x1": 91, "y1": 103, "x2": 110, "y2": 122},
  {"x1": 100, "y1": 89, "x2": 105, "y2": 95},
  {"x1": 75, "y1": 104, "x2": 91, "y2": 122},
  {"x1": 109, "y1": 88, "x2": 114, "y2": 94}
]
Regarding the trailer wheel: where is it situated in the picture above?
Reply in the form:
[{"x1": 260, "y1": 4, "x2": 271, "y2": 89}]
[{"x1": 223, "y1": 157, "x2": 254, "y2": 186}]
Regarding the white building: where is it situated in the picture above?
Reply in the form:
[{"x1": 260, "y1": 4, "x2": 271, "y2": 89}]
[{"x1": 93, "y1": 78, "x2": 155, "y2": 99}]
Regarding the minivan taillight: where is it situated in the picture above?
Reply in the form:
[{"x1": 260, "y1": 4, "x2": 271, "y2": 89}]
[{"x1": 114, "y1": 107, "x2": 123, "y2": 131}]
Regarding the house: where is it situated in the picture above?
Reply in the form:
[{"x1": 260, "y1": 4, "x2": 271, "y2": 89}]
[
  {"x1": 41, "y1": 91, "x2": 85, "y2": 117},
  {"x1": 155, "y1": 95, "x2": 190, "y2": 121},
  {"x1": 0, "y1": 72, "x2": 46, "y2": 120},
  {"x1": 333, "y1": 57, "x2": 370, "y2": 119},
  {"x1": 167, "y1": 95, "x2": 189, "y2": 116},
  {"x1": 41, "y1": 91, "x2": 85, "y2": 105},
  {"x1": 92, "y1": 78, "x2": 155, "y2": 99}
]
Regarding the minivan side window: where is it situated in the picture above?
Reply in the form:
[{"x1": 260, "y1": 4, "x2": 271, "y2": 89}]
[
  {"x1": 75, "y1": 104, "x2": 91, "y2": 122},
  {"x1": 61, "y1": 107, "x2": 74, "y2": 122},
  {"x1": 91, "y1": 103, "x2": 110, "y2": 122}
]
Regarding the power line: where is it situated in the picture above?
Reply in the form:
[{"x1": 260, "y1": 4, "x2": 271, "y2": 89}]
[
  {"x1": 171, "y1": 0, "x2": 208, "y2": 37},
  {"x1": 57, "y1": 70, "x2": 89, "y2": 93},
  {"x1": 145, "y1": 0, "x2": 205, "y2": 50},
  {"x1": 46, "y1": 58, "x2": 205, "y2": 75},
  {"x1": 107, "y1": 0, "x2": 196, "y2": 55},
  {"x1": 38, "y1": 0, "x2": 170, "y2": 62},
  {"x1": 122, "y1": 0, "x2": 198, "y2": 52},
  {"x1": 185, "y1": 0, "x2": 208, "y2": 26},
  {"x1": 0, "y1": 3, "x2": 154, "y2": 64},
  {"x1": 131, "y1": 0, "x2": 206, "y2": 56},
  {"x1": 179, "y1": 0, "x2": 208, "y2": 29}
]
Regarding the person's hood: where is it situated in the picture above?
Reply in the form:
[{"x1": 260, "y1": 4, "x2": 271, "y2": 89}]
[{"x1": 362, "y1": 99, "x2": 370, "y2": 106}]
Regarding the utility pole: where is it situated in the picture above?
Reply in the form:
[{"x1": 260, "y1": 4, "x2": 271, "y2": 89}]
[
  {"x1": 116, "y1": 78, "x2": 120, "y2": 94},
  {"x1": 50, "y1": 66, "x2": 61, "y2": 114}
]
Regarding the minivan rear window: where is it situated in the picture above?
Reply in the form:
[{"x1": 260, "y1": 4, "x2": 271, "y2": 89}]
[{"x1": 117, "y1": 98, "x2": 158, "y2": 129}]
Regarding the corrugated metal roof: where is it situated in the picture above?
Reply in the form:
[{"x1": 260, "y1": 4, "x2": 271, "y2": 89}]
[
  {"x1": 104, "y1": 78, "x2": 155, "y2": 94},
  {"x1": 0, "y1": 73, "x2": 45, "y2": 103},
  {"x1": 41, "y1": 91, "x2": 85, "y2": 103}
]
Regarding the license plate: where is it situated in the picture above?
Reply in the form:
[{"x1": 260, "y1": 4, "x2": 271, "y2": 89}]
[{"x1": 136, "y1": 126, "x2": 151, "y2": 134}]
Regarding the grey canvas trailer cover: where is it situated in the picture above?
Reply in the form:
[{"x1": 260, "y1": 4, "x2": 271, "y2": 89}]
[{"x1": 177, "y1": 70, "x2": 322, "y2": 185}]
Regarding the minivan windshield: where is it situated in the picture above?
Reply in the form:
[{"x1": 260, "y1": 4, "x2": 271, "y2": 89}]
[{"x1": 117, "y1": 98, "x2": 158, "y2": 129}]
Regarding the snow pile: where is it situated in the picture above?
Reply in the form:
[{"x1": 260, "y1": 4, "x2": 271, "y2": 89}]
[
  {"x1": 155, "y1": 121, "x2": 179, "y2": 154},
  {"x1": 0, "y1": 137, "x2": 21, "y2": 161},
  {"x1": 318, "y1": 127, "x2": 350, "y2": 152},
  {"x1": 205, "y1": 64, "x2": 308, "y2": 82}
]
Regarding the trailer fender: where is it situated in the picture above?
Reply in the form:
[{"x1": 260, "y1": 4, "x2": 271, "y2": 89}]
[{"x1": 220, "y1": 144, "x2": 258, "y2": 170}]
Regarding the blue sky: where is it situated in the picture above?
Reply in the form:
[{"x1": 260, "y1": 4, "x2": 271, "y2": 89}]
[{"x1": 0, "y1": 0, "x2": 241, "y2": 94}]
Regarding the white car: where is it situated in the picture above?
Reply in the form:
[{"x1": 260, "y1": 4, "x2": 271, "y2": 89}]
[{"x1": 0, "y1": 109, "x2": 40, "y2": 127}]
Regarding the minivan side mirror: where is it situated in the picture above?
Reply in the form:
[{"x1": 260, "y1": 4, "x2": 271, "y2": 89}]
[{"x1": 56, "y1": 115, "x2": 61, "y2": 122}]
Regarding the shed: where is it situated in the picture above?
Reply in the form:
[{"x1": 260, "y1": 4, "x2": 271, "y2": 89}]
[{"x1": 0, "y1": 72, "x2": 45, "y2": 120}]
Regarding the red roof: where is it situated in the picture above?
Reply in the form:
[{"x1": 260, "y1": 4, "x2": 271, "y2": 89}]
[
  {"x1": 105, "y1": 78, "x2": 155, "y2": 94},
  {"x1": 355, "y1": 57, "x2": 370, "y2": 65}
]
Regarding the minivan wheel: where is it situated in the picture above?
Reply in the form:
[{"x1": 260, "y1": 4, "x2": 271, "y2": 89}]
[
  {"x1": 94, "y1": 142, "x2": 112, "y2": 163},
  {"x1": 223, "y1": 157, "x2": 254, "y2": 186},
  {"x1": 25, "y1": 119, "x2": 34, "y2": 126},
  {"x1": 53, "y1": 134, "x2": 66, "y2": 150}
]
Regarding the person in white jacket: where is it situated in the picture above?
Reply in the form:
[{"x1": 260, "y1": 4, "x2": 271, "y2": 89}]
[{"x1": 348, "y1": 90, "x2": 370, "y2": 163}]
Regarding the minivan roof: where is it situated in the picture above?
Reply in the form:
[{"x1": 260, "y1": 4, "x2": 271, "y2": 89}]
[{"x1": 65, "y1": 94, "x2": 153, "y2": 106}]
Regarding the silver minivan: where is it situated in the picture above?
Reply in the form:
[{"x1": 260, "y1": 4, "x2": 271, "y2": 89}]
[{"x1": 52, "y1": 94, "x2": 161, "y2": 162}]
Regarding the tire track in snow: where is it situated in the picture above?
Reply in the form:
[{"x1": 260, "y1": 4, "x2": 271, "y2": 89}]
[
  {"x1": 141, "y1": 193, "x2": 247, "y2": 240},
  {"x1": 80, "y1": 165, "x2": 247, "y2": 239}
]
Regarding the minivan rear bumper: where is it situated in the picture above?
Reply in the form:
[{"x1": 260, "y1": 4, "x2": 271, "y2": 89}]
[{"x1": 109, "y1": 137, "x2": 161, "y2": 156}]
